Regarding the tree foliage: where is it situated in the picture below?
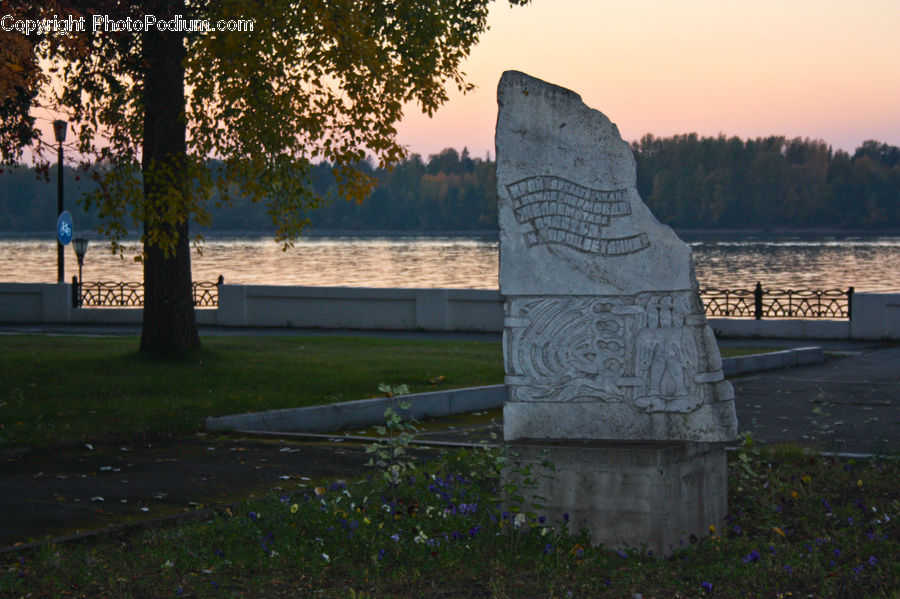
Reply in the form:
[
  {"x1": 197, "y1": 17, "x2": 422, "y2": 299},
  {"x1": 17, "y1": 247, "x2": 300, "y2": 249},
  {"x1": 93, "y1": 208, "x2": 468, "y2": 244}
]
[{"x1": 0, "y1": 0, "x2": 527, "y2": 350}]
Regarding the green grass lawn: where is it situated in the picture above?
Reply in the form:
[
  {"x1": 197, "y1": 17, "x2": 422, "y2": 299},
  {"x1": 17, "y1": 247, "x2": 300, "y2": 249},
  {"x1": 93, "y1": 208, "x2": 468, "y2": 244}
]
[
  {"x1": 2, "y1": 443, "x2": 896, "y2": 598},
  {"x1": 0, "y1": 334, "x2": 778, "y2": 449},
  {"x1": 0, "y1": 335, "x2": 502, "y2": 448}
]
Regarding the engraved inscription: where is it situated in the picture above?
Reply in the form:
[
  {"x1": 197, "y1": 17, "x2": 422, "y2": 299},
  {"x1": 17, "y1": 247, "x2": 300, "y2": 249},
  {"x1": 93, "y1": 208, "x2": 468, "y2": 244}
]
[{"x1": 506, "y1": 176, "x2": 650, "y2": 256}]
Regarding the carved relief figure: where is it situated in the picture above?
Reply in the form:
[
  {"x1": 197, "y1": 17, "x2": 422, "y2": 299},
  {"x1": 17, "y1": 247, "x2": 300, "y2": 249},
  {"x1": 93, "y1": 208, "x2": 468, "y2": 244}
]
[
  {"x1": 508, "y1": 297, "x2": 627, "y2": 403},
  {"x1": 632, "y1": 295, "x2": 703, "y2": 413}
]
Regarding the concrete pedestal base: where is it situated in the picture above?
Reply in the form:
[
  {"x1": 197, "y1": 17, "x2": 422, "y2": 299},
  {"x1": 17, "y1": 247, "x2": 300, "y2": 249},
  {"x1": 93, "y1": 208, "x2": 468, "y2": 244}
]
[{"x1": 505, "y1": 440, "x2": 728, "y2": 556}]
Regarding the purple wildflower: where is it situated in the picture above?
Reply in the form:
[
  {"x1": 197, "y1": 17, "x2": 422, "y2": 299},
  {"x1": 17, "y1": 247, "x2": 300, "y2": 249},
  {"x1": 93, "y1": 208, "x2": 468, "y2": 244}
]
[
  {"x1": 248, "y1": 511, "x2": 258, "y2": 522},
  {"x1": 701, "y1": 582, "x2": 713, "y2": 592},
  {"x1": 868, "y1": 556, "x2": 878, "y2": 567},
  {"x1": 563, "y1": 512, "x2": 570, "y2": 522},
  {"x1": 543, "y1": 543, "x2": 554, "y2": 555},
  {"x1": 538, "y1": 515, "x2": 546, "y2": 524},
  {"x1": 833, "y1": 548, "x2": 841, "y2": 558},
  {"x1": 784, "y1": 565, "x2": 793, "y2": 574},
  {"x1": 469, "y1": 525, "x2": 481, "y2": 538},
  {"x1": 742, "y1": 550, "x2": 761, "y2": 563},
  {"x1": 617, "y1": 550, "x2": 628, "y2": 559},
  {"x1": 378, "y1": 548, "x2": 386, "y2": 560}
]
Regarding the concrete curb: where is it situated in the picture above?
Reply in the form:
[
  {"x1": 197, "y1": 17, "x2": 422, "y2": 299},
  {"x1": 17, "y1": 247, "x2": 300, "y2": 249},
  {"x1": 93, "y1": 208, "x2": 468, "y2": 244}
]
[
  {"x1": 205, "y1": 348, "x2": 824, "y2": 434},
  {"x1": 205, "y1": 384, "x2": 506, "y2": 434},
  {"x1": 722, "y1": 346, "x2": 823, "y2": 376}
]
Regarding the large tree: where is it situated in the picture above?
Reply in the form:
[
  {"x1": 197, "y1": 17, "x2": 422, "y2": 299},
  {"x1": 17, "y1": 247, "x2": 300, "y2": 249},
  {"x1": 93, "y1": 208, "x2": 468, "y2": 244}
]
[{"x1": 1, "y1": 0, "x2": 526, "y2": 351}]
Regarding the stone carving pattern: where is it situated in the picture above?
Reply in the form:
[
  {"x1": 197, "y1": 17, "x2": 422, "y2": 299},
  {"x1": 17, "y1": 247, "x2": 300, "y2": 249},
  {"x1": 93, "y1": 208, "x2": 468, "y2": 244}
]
[
  {"x1": 506, "y1": 292, "x2": 727, "y2": 414},
  {"x1": 506, "y1": 176, "x2": 649, "y2": 256}
]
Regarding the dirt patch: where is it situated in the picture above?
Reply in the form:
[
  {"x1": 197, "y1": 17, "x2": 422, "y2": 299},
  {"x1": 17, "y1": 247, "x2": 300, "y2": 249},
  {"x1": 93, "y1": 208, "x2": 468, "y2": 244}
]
[{"x1": 0, "y1": 433, "x2": 414, "y2": 547}]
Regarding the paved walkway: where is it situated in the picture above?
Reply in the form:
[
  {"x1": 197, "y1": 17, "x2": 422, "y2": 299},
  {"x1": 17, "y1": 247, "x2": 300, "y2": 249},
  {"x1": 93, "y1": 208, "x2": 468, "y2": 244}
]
[
  {"x1": 730, "y1": 345, "x2": 900, "y2": 454},
  {"x1": 1, "y1": 329, "x2": 897, "y2": 550}
]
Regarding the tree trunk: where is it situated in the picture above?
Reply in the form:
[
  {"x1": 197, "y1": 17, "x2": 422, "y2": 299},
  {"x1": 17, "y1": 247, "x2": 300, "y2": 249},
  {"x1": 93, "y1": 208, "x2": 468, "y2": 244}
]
[{"x1": 140, "y1": 0, "x2": 200, "y2": 353}]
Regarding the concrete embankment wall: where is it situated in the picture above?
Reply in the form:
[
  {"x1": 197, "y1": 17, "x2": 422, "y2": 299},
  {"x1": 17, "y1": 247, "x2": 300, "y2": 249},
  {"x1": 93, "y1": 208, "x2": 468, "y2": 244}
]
[{"x1": 2, "y1": 282, "x2": 899, "y2": 340}]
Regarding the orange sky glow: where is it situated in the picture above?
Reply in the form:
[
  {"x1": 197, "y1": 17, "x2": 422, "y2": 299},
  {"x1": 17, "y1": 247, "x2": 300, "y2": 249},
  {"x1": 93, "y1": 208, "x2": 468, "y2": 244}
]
[{"x1": 395, "y1": 0, "x2": 900, "y2": 159}]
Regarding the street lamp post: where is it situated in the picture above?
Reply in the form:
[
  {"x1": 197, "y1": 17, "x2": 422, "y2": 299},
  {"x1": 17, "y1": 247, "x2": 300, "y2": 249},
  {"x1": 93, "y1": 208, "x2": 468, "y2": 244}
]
[
  {"x1": 72, "y1": 237, "x2": 88, "y2": 307},
  {"x1": 53, "y1": 119, "x2": 68, "y2": 283}
]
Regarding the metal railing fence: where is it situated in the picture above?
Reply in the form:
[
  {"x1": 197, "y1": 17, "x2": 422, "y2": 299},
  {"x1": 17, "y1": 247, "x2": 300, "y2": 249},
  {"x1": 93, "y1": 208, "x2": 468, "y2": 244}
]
[
  {"x1": 73, "y1": 275, "x2": 223, "y2": 308},
  {"x1": 71, "y1": 277, "x2": 855, "y2": 320},
  {"x1": 698, "y1": 282, "x2": 853, "y2": 320}
]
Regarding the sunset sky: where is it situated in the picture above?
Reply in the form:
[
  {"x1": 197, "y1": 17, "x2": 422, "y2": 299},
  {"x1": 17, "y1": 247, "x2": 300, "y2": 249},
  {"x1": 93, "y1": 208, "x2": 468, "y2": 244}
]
[{"x1": 395, "y1": 0, "x2": 900, "y2": 160}]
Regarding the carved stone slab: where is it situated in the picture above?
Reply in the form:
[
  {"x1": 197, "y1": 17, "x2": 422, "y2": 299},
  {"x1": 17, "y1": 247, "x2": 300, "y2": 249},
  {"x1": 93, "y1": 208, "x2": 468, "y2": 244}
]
[{"x1": 497, "y1": 71, "x2": 738, "y2": 442}]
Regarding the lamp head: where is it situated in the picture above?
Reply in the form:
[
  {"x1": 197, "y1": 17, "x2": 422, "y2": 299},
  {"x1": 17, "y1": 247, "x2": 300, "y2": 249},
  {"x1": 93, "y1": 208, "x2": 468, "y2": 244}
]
[
  {"x1": 73, "y1": 237, "x2": 88, "y2": 262},
  {"x1": 52, "y1": 120, "x2": 68, "y2": 143}
]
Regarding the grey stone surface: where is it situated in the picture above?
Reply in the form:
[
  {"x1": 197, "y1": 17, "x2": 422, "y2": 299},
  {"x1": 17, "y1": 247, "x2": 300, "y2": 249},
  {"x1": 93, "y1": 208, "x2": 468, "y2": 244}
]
[
  {"x1": 505, "y1": 440, "x2": 728, "y2": 556},
  {"x1": 497, "y1": 71, "x2": 738, "y2": 442}
]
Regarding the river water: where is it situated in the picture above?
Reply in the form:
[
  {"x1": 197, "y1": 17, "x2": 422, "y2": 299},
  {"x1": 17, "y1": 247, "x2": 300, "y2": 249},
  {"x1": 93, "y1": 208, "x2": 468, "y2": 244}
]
[{"x1": 1, "y1": 234, "x2": 899, "y2": 292}]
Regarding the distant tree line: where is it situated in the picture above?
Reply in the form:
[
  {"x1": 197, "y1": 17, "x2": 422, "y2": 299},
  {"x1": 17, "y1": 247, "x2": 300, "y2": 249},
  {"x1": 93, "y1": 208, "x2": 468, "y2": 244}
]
[
  {"x1": 633, "y1": 135, "x2": 900, "y2": 229},
  {"x1": 1, "y1": 137, "x2": 898, "y2": 234},
  {"x1": 307, "y1": 147, "x2": 498, "y2": 231}
]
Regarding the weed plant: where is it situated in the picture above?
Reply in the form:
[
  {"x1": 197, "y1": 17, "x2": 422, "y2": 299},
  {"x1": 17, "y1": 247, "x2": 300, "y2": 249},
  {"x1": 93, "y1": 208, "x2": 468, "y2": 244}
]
[{"x1": 2, "y1": 439, "x2": 896, "y2": 598}]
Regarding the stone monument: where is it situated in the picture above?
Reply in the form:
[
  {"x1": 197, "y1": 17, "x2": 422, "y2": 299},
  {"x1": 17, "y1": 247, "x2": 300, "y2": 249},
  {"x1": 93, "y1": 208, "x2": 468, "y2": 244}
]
[{"x1": 497, "y1": 71, "x2": 739, "y2": 554}]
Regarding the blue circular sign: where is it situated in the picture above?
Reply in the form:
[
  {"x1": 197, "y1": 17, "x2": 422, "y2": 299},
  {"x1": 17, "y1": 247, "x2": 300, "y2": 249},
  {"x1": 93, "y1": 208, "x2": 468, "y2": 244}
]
[{"x1": 57, "y1": 210, "x2": 73, "y2": 245}]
